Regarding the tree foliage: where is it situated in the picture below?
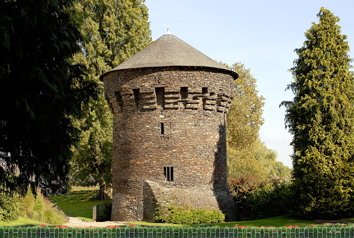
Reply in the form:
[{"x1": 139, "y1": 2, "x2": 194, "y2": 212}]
[
  {"x1": 226, "y1": 63, "x2": 265, "y2": 150},
  {"x1": 0, "y1": 0, "x2": 97, "y2": 194},
  {"x1": 228, "y1": 175, "x2": 292, "y2": 220},
  {"x1": 228, "y1": 139, "x2": 290, "y2": 180},
  {"x1": 0, "y1": 193, "x2": 20, "y2": 222},
  {"x1": 281, "y1": 7, "x2": 354, "y2": 219},
  {"x1": 69, "y1": 0, "x2": 151, "y2": 199},
  {"x1": 225, "y1": 63, "x2": 290, "y2": 180}
]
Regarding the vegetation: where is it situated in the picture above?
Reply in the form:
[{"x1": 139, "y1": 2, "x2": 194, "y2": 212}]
[
  {"x1": 0, "y1": 225, "x2": 339, "y2": 238},
  {"x1": 0, "y1": 0, "x2": 97, "y2": 194},
  {"x1": 228, "y1": 175, "x2": 291, "y2": 221},
  {"x1": 19, "y1": 189, "x2": 67, "y2": 224},
  {"x1": 225, "y1": 62, "x2": 291, "y2": 221},
  {"x1": 226, "y1": 63, "x2": 290, "y2": 181},
  {"x1": 242, "y1": 178, "x2": 292, "y2": 220},
  {"x1": 69, "y1": 0, "x2": 151, "y2": 200},
  {"x1": 280, "y1": 7, "x2": 354, "y2": 219},
  {"x1": 228, "y1": 139, "x2": 291, "y2": 180},
  {"x1": 154, "y1": 203, "x2": 225, "y2": 224},
  {"x1": 0, "y1": 193, "x2": 20, "y2": 222},
  {"x1": 133, "y1": 214, "x2": 314, "y2": 227},
  {"x1": 0, "y1": 216, "x2": 43, "y2": 227},
  {"x1": 1, "y1": 0, "x2": 352, "y2": 228},
  {"x1": 49, "y1": 191, "x2": 110, "y2": 221},
  {"x1": 226, "y1": 63, "x2": 265, "y2": 151},
  {"x1": 0, "y1": 188, "x2": 67, "y2": 225},
  {"x1": 69, "y1": 186, "x2": 99, "y2": 193},
  {"x1": 222, "y1": 215, "x2": 313, "y2": 228}
]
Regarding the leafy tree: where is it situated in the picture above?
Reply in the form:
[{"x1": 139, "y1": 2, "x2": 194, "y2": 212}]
[
  {"x1": 228, "y1": 138, "x2": 290, "y2": 180},
  {"x1": 281, "y1": 7, "x2": 354, "y2": 219},
  {"x1": 226, "y1": 63, "x2": 268, "y2": 178},
  {"x1": 0, "y1": 0, "x2": 97, "y2": 194},
  {"x1": 226, "y1": 62, "x2": 291, "y2": 183},
  {"x1": 226, "y1": 63, "x2": 265, "y2": 150},
  {"x1": 69, "y1": 0, "x2": 151, "y2": 199}
]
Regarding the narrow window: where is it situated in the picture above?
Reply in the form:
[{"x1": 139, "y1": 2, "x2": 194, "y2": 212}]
[
  {"x1": 155, "y1": 87, "x2": 165, "y2": 110},
  {"x1": 115, "y1": 92, "x2": 124, "y2": 109},
  {"x1": 202, "y1": 87, "x2": 208, "y2": 94},
  {"x1": 161, "y1": 123, "x2": 164, "y2": 134},
  {"x1": 133, "y1": 89, "x2": 139, "y2": 110},
  {"x1": 163, "y1": 167, "x2": 174, "y2": 182},
  {"x1": 166, "y1": 167, "x2": 170, "y2": 181},
  {"x1": 181, "y1": 87, "x2": 188, "y2": 99},
  {"x1": 170, "y1": 167, "x2": 174, "y2": 182}
]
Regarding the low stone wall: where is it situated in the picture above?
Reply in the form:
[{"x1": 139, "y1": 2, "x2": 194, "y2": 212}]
[{"x1": 143, "y1": 180, "x2": 236, "y2": 221}]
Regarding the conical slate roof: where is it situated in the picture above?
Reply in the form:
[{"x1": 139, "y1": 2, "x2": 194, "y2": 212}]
[{"x1": 101, "y1": 31, "x2": 238, "y2": 79}]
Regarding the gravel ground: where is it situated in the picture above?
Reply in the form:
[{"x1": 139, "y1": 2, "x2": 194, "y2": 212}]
[{"x1": 62, "y1": 214, "x2": 127, "y2": 228}]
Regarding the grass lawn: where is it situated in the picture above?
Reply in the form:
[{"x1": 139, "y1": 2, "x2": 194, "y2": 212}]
[
  {"x1": 217, "y1": 215, "x2": 314, "y2": 227},
  {"x1": 136, "y1": 215, "x2": 354, "y2": 228},
  {"x1": 130, "y1": 215, "x2": 315, "y2": 228},
  {"x1": 48, "y1": 192, "x2": 111, "y2": 221},
  {"x1": 0, "y1": 217, "x2": 44, "y2": 227},
  {"x1": 47, "y1": 192, "x2": 354, "y2": 227}
]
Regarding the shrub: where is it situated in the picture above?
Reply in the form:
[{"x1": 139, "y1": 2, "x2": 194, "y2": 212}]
[
  {"x1": 228, "y1": 175, "x2": 292, "y2": 220},
  {"x1": 154, "y1": 203, "x2": 225, "y2": 224},
  {"x1": 245, "y1": 178, "x2": 292, "y2": 219},
  {"x1": 228, "y1": 174, "x2": 267, "y2": 220},
  {"x1": 19, "y1": 189, "x2": 67, "y2": 224},
  {"x1": 0, "y1": 193, "x2": 20, "y2": 222}
]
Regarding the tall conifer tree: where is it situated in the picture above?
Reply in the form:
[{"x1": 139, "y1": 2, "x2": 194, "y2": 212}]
[
  {"x1": 281, "y1": 7, "x2": 354, "y2": 219},
  {"x1": 70, "y1": 0, "x2": 151, "y2": 199},
  {"x1": 0, "y1": 0, "x2": 97, "y2": 194}
]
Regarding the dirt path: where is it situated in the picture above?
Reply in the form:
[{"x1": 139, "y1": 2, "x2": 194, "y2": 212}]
[{"x1": 62, "y1": 214, "x2": 127, "y2": 228}]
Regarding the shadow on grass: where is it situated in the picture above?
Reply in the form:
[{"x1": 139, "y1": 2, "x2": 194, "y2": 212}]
[
  {"x1": 130, "y1": 215, "x2": 314, "y2": 228},
  {"x1": 0, "y1": 217, "x2": 44, "y2": 227}
]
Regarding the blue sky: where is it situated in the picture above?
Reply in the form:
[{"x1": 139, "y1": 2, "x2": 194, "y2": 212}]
[{"x1": 145, "y1": 0, "x2": 354, "y2": 168}]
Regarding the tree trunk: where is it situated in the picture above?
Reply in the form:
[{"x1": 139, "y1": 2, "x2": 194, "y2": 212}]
[{"x1": 96, "y1": 179, "x2": 111, "y2": 200}]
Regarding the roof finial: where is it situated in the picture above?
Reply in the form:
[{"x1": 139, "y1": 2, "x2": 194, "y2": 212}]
[{"x1": 166, "y1": 28, "x2": 171, "y2": 34}]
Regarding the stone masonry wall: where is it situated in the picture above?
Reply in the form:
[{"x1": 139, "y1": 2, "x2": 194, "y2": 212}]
[{"x1": 102, "y1": 67, "x2": 237, "y2": 221}]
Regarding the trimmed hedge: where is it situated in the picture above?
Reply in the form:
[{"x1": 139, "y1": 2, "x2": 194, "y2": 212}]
[
  {"x1": 0, "y1": 224, "x2": 353, "y2": 238},
  {"x1": 154, "y1": 203, "x2": 225, "y2": 224}
]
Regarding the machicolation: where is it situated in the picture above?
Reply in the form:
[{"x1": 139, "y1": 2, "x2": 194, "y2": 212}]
[{"x1": 101, "y1": 31, "x2": 238, "y2": 221}]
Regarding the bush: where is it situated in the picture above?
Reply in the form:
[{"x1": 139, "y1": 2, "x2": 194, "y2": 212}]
[
  {"x1": 154, "y1": 203, "x2": 225, "y2": 224},
  {"x1": 19, "y1": 189, "x2": 67, "y2": 224},
  {"x1": 228, "y1": 175, "x2": 292, "y2": 220},
  {"x1": 245, "y1": 178, "x2": 292, "y2": 219},
  {"x1": 0, "y1": 193, "x2": 20, "y2": 222},
  {"x1": 228, "y1": 174, "x2": 267, "y2": 220}
]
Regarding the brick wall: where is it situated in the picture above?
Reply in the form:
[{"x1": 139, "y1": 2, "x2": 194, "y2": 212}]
[{"x1": 103, "y1": 66, "x2": 237, "y2": 221}]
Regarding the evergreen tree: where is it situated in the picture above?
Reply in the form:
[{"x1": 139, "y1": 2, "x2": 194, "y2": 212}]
[
  {"x1": 0, "y1": 0, "x2": 97, "y2": 194},
  {"x1": 69, "y1": 0, "x2": 151, "y2": 199},
  {"x1": 281, "y1": 7, "x2": 354, "y2": 219}
]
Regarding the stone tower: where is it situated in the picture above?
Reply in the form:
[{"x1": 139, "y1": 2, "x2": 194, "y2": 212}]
[{"x1": 101, "y1": 31, "x2": 238, "y2": 221}]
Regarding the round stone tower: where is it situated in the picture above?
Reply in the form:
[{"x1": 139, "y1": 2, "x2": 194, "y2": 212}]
[{"x1": 101, "y1": 31, "x2": 238, "y2": 221}]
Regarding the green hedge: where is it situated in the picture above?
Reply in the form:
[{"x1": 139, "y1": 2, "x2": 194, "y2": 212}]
[
  {"x1": 0, "y1": 225, "x2": 353, "y2": 238},
  {"x1": 154, "y1": 203, "x2": 225, "y2": 224}
]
